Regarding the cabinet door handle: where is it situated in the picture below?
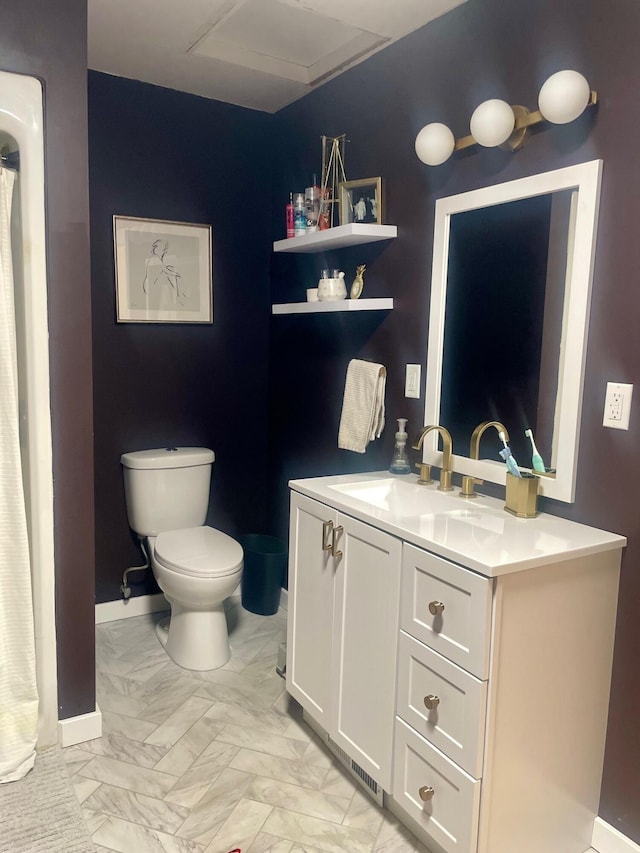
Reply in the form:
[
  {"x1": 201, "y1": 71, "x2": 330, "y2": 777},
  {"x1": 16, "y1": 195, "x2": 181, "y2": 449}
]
[
  {"x1": 428, "y1": 600, "x2": 445, "y2": 616},
  {"x1": 322, "y1": 520, "x2": 334, "y2": 552},
  {"x1": 331, "y1": 525, "x2": 343, "y2": 559},
  {"x1": 424, "y1": 694, "x2": 440, "y2": 711},
  {"x1": 419, "y1": 785, "x2": 435, "y2": 802}
]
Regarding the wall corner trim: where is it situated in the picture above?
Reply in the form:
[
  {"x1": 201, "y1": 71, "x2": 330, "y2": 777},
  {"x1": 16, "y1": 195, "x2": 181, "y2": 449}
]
[
  {"x1": 95, "y1": 592, "x2": 169, "y2": 624},
  {"x1": 593, "y1": 818, "x2": 640, "y2": 853},
  {"x1": 57, "y1": 706, "x2": 102, "y2": 748}
]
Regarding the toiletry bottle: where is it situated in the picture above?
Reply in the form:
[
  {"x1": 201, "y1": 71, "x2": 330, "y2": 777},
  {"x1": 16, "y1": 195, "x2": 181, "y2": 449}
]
[
  {"x1": 286, "y1": 193, "x2": 294, "y2": 238},
  {"x1": 318, "y1": 186, "x2": 331, "y2": 230},
  {"x1": 294, "y1": 193, "x2": 306, "y2": 237},
  {"x1": 390, "y1": 418, "x2": 411, "y2": 474},
  {"x1": 305, "y1": 177, "x2": 321, "y2": 233}
]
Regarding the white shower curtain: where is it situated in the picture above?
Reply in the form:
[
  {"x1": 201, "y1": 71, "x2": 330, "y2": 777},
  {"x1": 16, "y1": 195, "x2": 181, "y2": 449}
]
[{"x1": 0, "y1": 165, "x2": 38, "y2": 783}]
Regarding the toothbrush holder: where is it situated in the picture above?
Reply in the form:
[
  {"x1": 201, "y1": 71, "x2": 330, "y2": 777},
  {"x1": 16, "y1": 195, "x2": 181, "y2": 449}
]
[{"x1": 504, "y1": 472, "x2": 539, "y2": 518}]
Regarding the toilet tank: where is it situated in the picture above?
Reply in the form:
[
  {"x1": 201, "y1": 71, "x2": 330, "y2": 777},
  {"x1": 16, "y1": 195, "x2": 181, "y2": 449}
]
[{"x1": 121, "y1": 447, "x2": 215, "y2": 536}]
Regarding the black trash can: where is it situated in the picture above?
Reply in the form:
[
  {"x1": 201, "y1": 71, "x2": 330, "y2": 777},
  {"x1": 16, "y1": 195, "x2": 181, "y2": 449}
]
[{"x1": 240, "y1": 534, "x2": 287, "y2": 616}]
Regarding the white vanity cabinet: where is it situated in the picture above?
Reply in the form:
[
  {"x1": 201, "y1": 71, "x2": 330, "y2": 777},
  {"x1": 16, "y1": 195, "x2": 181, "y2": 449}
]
[
  {"x1": 286, "y1": 472, "x2": 625, "y2": 853},
  {"x1": 286, "y1": 491, "x2": 401, "y2": 791}
]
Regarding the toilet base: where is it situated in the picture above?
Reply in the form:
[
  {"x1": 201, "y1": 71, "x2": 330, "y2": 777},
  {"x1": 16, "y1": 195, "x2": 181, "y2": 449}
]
[{"x1": 157, "y1": 600, "x2": 231, "y2": 671}]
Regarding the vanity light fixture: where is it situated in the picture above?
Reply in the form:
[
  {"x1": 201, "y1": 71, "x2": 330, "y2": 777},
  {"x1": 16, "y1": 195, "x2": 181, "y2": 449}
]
[{"x1": 415, "y1": 70, "x2": 597, "y2": 166}]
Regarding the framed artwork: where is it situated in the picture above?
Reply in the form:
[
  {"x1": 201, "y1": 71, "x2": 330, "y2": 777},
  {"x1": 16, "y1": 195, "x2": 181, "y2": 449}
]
[
  {"x1": 338, "y1": 177, "x2": 384, "y2": 226},
  {"x1": 113, "y1": 215, "x2": 212, "y2": 323}
]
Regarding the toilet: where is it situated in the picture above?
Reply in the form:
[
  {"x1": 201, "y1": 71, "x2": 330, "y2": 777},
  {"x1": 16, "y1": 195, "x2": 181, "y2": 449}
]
[{"x1": 121, "y1": 447, "x2": 243, "y2": 671}]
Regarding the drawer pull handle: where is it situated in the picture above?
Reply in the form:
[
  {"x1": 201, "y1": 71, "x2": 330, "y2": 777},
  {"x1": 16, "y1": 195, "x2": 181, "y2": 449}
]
[
  {"x1": 331, "y1": 525, "x2": 343, "y2": 559},
  {"x1": 428, "y1": 600, "x2": 445, "y2": 616},
  {"x1": 424, "y1": 694, "x2": 440, "y2": 710},
  {"x1": 322, "y1": 520, "x2": 333, "y2": 552},
  {"x1": 419, "y1": 785, "x2": 435, "y2": 802}
]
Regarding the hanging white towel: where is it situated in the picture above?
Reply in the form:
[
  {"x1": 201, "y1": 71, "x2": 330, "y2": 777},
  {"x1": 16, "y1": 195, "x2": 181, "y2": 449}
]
[{"x1": 338, "y1": 359, "x2": 386, "y2": 453}]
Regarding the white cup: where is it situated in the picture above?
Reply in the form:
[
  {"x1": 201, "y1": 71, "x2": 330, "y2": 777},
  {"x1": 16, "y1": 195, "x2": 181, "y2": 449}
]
[{"x1": 306, "y1": 288, "x2": 319, "y2": 302}]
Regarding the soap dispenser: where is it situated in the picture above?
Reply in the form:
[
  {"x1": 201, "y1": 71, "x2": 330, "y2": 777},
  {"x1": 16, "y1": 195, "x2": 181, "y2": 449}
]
[{"x1": 390, "y1": 418, "x2": 411, "y2": 474}]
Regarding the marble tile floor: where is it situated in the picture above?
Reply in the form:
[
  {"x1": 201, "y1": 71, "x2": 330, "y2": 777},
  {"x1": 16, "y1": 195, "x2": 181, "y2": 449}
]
[{"x1": 66, "y1": 598, "x2": 430, "y2": 853}]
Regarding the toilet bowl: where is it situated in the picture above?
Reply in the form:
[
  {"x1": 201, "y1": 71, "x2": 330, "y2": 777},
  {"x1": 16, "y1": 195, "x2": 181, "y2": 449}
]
[
  {"x1": 120, "y1": 446, "x2": 243, "y2": 672},
  {"x1": 149, "y1": 526, "x2": 243, "y2": 671},
  {"x1": 149, "y1": 527, "x2": 243, "y2": 670}
]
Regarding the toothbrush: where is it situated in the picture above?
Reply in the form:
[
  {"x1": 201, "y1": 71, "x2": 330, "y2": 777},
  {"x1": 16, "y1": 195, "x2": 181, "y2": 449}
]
[
  {"x1": 498, "y1": 430, "x2": 521, "y2": 470},
  {"x1": 524, "y1": 428, "x2": 546, "y2": 473},
  {"x1": 499, "y1": 447, "x2": 522, "y2": 478}
]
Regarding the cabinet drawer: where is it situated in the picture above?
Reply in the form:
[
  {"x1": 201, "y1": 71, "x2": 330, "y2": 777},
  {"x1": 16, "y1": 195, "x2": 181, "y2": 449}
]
[
  {"x1": 397, "y1": 631, "x2": 487, "y2": 778},
  {"x1": 393, "y1": 717, "x2": 480, "y2": 853},
  {"x1": 401, "y1": 544, "x2": 492, "y2": 679}
]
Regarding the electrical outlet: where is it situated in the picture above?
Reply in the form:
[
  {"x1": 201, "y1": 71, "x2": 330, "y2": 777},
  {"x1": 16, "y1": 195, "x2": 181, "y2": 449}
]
[
  {"x1": 603, "y1": 382, "x2": 633, "y2": 430},
  {"x1": 405, "y1": 364, "x2": 421, "y2": 398}
]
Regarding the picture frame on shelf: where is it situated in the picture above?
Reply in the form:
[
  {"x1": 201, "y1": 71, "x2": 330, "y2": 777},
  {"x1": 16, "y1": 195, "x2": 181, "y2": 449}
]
[
  {"x1": 338, "y1": 177, "x2": 384, "y2": 226},
  {"x1": 113, "y1": 215, "x2": 212, "y2": 324}
]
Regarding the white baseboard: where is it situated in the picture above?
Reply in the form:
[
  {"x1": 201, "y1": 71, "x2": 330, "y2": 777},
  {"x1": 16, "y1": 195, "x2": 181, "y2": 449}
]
[
  {"x1": 58, "y1": 706, "x2": 102, "y2": 747},
  {"x1": 95, "y1": 592, "x2": 169, "y2": 624},
  {"x1": 94, "y1": 587, "x2": 280, "y2": 625},
  {"x1": 593, "y1": 818, "x2": 640, "y2": 853}
]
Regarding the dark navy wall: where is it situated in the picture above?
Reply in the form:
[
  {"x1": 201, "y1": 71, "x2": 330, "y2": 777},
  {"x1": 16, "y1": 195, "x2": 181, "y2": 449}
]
[
  {"x1": 89, "y1": 73, "x2": 274, "y2": 603},
  {"x1": 268, "y1": 0, "x2": 640, "y2": 839},
  {"x1": 87, "y1": 0, "x2": 640, "y2": 838}
]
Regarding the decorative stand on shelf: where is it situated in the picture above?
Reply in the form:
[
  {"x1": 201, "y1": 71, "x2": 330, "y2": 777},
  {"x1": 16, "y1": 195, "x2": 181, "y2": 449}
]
[{"x1": 320, "y1": 134, "x2": 347, "y2": 229}]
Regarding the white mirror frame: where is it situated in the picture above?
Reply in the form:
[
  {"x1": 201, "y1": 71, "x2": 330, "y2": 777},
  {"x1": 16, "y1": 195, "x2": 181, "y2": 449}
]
[{"x1": 423, "y1": 159, "x2": 603, "y2": 503}]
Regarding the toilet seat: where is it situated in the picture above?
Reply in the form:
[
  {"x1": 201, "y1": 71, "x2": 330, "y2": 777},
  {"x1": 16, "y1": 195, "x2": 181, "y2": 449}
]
[{"x1": 154, "y1": 526, "x2": 243, "y2": 579}]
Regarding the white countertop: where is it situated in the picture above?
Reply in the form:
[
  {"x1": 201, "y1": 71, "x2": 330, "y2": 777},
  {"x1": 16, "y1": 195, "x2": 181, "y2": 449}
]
[{"x1": 289, "y1": 471, "x2": 626, "y2": 577}]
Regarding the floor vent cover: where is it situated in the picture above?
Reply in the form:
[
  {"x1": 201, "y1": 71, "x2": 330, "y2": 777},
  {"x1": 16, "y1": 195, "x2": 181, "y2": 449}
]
[{"x1": 327, "y1": 735, "x2": 383, "y2": 806}]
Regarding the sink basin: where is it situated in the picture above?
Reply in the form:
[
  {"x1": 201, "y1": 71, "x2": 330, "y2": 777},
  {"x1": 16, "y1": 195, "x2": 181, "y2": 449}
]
[
  {"x1": 328, "y1": 476, "x2": 466, "y2": 518},
  {"x1": 329, "y1": 478, "x2": 416, "y2": 511},
  {"x1": 328, "y1": 475, "x2": 500, "y2": 524}
]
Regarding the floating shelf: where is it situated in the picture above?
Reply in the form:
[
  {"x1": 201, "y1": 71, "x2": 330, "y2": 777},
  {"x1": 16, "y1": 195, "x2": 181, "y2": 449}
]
[
  {"x1": 273, "y1": 223, "x2": 397, "y2": 253},
  {"x1": 272, "y1": 297, "x2": 393, "y2": 316}
]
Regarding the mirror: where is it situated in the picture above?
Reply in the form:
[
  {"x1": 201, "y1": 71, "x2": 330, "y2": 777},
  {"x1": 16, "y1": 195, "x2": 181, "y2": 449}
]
[{"x1": 423, "y1": 160, "x2": 602, "y2": 503}]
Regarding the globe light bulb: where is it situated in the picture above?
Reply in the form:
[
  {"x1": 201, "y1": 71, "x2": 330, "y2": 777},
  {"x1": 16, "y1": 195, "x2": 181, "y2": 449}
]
[
  {"x1": 538, "y1": 70, "x2": 591, "y2": 124},
  {"x1": 415, "y1": 123, "x2": 455, "y2": 166},
  {"x1": 469, "y1": 99, "x2": 515, "y2": 147}
]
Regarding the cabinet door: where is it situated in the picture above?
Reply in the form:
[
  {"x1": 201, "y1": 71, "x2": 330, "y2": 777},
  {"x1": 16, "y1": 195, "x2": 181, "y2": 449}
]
[
  {"x1": 331, "y1": 513, "x2": 401, "y2": 791},
  {"x1": 286, "y1": 493, "x2": 336, "y2": 729}
]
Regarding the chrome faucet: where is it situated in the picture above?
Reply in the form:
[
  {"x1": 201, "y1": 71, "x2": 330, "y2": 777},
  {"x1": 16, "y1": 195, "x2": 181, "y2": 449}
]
[
  {"x1": 412, "y1": 425, "x2": 453, "y2": 491},
  {"x1": 460, "y1": 420, "x2": 511, "y2": 498}
]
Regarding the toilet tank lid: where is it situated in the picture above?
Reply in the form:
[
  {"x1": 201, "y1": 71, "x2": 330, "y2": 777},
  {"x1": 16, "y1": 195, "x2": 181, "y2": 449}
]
[{"x1": 121, "y1": 447, "x2": 215, "y2": 470}]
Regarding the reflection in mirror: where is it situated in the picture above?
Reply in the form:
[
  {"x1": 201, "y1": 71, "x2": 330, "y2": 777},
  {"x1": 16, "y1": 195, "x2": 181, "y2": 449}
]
[
  {"x1": 423, "y1": 161, "x2": 602, "y2": 503},
  {"x1": 441, "y1": 191, "x2": 573, "y2": 467}
]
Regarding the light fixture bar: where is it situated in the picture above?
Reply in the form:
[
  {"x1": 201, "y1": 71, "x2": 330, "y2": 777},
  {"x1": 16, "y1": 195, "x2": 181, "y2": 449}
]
[
  {"x1": 415, "y1": 71, "x2": 597, "y2": 167},
  {"x1": 453, "y1": 90, "x2": 598, "y2": 153}
]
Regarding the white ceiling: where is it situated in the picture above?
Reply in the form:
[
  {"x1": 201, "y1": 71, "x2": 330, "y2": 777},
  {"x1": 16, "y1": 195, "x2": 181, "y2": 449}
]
[{"x1": 88, "y1": 0, "x2": 466, "y2": 113}]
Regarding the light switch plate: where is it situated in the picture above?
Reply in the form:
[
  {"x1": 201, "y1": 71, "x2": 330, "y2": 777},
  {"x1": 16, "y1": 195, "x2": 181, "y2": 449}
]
[
  {"x1": 405, "y1": 364, "x2": 421, "y2": 398},
  {"x1": 603, "y1": 382, "x2": 633, "y2": 430}
]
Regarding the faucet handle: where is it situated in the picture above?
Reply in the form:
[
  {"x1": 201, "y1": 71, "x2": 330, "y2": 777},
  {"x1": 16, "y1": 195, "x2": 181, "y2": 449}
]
[
  {"x1": 415, "y1": 462, "x2": 433, "y2": 485},
  {"x1": 460, "y1": 475, "x2": 484, "y2": 499}
]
